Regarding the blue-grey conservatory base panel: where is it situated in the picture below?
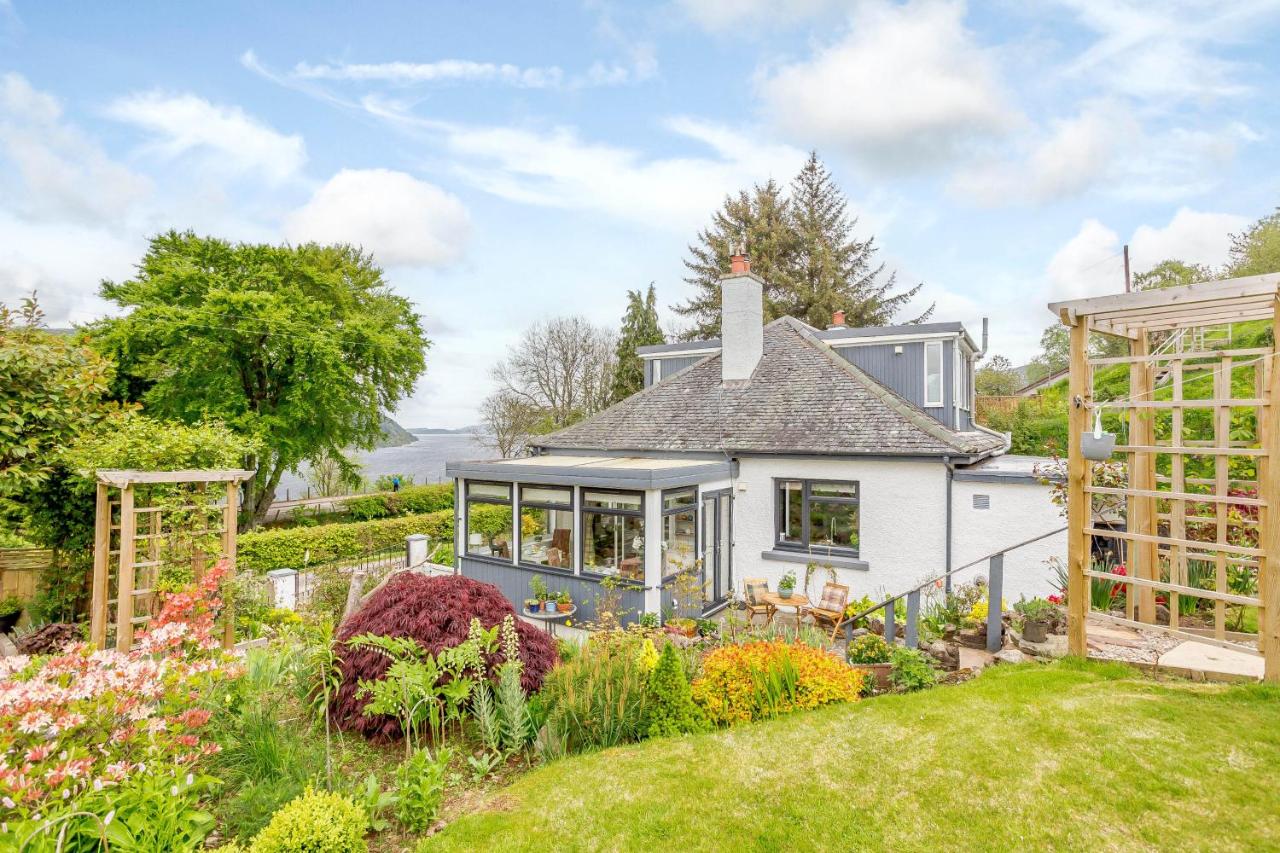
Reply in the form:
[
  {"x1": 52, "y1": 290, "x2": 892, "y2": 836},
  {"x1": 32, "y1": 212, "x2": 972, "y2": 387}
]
[{"x1": 457, "y1": 556, "x2": 647, "y2": 625}]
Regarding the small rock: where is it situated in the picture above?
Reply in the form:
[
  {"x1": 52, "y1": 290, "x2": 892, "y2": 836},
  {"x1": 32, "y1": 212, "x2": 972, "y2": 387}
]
[
  {"x1": 868, "y1": 617, "x2": 884, "y2": 636},
  {"x1": 994, "y1": 648, "x2": 1026, "y2": 665},
  {"x1": 1019, "y1": 633, "x2": 1069, "y2": 659},
  {"x1": 1155, "y1": 604, "x2": 1171, "y2": 624}
]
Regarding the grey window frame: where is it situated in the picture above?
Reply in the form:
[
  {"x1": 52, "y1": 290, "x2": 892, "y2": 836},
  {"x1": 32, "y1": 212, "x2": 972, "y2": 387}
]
[
  {"x1": 579, "y1": 488, "x2": 646, "y2": 580},
  {"x1": 517, "y1": 484, "x2": 575, "y2": 574},
  {"x1": 773, "y1": 478, "x2": 860, "y2": 558},
  {"x1": 661, "y1": 486, "x2": 699, "y2": 580},
  {"x1": 464, "y1": 480, "x2": 513, "y2": 565}
]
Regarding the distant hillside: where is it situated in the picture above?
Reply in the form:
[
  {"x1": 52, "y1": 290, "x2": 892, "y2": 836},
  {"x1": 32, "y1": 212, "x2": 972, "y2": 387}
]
[
  {"x1": 409, "y1": 425, "x2": 485, "y2": 435},
  {"x1": 376, "y1": 415, "x2": 417, "y2": 448}
]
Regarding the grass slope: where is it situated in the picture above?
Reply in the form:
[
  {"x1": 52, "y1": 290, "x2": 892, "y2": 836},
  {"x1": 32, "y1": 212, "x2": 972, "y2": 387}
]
[{"x1": 423, "y1": 660, "x2": 1280, "y2": 852}]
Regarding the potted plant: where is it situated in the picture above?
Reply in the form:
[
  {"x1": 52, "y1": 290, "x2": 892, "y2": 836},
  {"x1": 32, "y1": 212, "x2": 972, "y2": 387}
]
[
  {"x1": 846, "y1": 633, "x2": 893, "y2": 690},
  {"x1": 0, "y1": 595, "x2": 22, "y2": 634},
  {"x1": 523, "y1": 597, "x2": 540, "y2": 614},
  {"x1": 1014, "y1": 596, "x2": 1057, "y2": 644},
  {"x1": 666, "y1": 617, "x2": 697, "y2": 637},
  {"x1": 778, "y1": 570, "x2": 797, "y2": 600},
  {"x1": 556, "y1": 591, "x2": 572, "y2": 613},
  {"x1": 530, "y1": 574, "x2": 548, "y2": 609}
]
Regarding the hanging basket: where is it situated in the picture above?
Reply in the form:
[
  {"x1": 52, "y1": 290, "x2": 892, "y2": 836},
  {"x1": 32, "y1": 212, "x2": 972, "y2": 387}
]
[{"x1": 1081, "y1": 431, "x2": 1116, "y2": 461}]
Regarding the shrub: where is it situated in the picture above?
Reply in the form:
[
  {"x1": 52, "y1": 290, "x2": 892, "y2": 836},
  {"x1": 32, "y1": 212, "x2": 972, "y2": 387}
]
[
  {"x1": 332, "y1": 574, "x2": 556, "y2": 740},
  {"x1": 646, "y1": 642, "x2": 707, "y2": 738},
  {"x1": 538, "y1": 630, "x2": 652, "y2": 757},
  {"x1": 691, "y1": 641, "x2": 863, "y2": 726},
  {"x1": 239, "y1": 509, "x2": 454, "y2": 573},
  {"x1": 846, "y1": 633, "x2": 892, "y2": 665},
  {"x1": 395, "y1": 747, "x2": 451, "y2": 833},
  {"x1": 889, "y1": 647, "x2": 938, "y2": 692},
  {"x1": 343, "y1": 483, "x2": 454, "y2": 522},
  {"x1": 248, "y1": 787, "x2": 368, "y2": 853}
]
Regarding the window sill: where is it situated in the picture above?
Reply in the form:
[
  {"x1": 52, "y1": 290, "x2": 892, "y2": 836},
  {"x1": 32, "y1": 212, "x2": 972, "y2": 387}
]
[{"x1": 760, "y1": 550, "x2": 869, "y2": 571}]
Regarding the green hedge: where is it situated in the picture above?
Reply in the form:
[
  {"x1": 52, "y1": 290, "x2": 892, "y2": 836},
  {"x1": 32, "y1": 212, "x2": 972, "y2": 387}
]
[
  {"x1": 239, "y1": 509, "x2": 455, "y2": 572},
  {"x1": 343, "y1": 483, "x2": 454, "y2": 521}
]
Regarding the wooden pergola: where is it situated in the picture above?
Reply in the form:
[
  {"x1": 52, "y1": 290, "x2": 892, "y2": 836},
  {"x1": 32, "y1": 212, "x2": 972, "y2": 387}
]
[
  {"x1": 1050, "y1": 273, "x2": 1280, "y2": 683},
  {"x1": 90, "y1": 469, "x2": 253, "y2": 651}
]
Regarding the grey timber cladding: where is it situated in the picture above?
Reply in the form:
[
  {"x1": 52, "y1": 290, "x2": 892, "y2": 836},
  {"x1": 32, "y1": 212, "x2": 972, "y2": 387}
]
[
  {"x1": 458, "y1": 556, "x2": 645, "y2": 624},
  {"x1": 645, "y1": 355, "x2": 706, "y2": 387}
]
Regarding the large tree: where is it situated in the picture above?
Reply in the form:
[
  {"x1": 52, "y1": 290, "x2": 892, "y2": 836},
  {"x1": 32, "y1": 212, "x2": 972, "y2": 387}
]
[
  {"x1": 786, "y1": 152, "x2": 931, "y2": 329},
  {"x1": 675, "y1": 179, "x2": 797, "y2": 338},
  {"x1": 0, "y1": 295, "x2": 115, "y2": 497},
  {"x1": 1133, "y1": 259, "x2": 1211, "y2": 291},
  {"x1": 91, "y1": 231, "x2": 429, "y2": 526},
  {"x1": 975, "y1": 354, "x2": 1021, "y2": 396},
  {"x1": 1227, "y1": 207, "x2": 1280, "y2": 277},
  {"x1": 489, "y1": 315, "x2": 615, "y2": 431},
  {"x1": 611, "y1": 284, "x2": 665, "y2": 403},
  {"x1": 674, "y1": 152, "x2": 930, "y2": 336},
  {"x1": 1026, "y1": 325, "x2": 1070, "y2": 382}
]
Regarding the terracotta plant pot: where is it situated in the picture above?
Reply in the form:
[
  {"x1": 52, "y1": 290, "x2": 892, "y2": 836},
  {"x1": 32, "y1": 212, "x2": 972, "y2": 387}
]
[
  {"x1": 854, "y1": 663, "x2": 893, "y2": 690},
  {"x1": 558, "y1": 601, "x2": 572, "y2": 613}
]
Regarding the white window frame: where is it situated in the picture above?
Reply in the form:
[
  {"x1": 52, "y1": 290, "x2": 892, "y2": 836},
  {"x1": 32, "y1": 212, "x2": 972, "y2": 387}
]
[
  {"x1": 956, "y1": 344, "x2": 970, "y2": 412},
  {"x1": 924, "y1": 341, "x2": 944, "y2": 407},
  {"x1": 652, "y1": 359, "x2": 663, "y2": 383}
]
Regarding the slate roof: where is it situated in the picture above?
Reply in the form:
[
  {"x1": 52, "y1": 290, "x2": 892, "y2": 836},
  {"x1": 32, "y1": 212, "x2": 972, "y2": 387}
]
[{"x1": 535, "y1": 317, "x2": 1007, "y2": 458}]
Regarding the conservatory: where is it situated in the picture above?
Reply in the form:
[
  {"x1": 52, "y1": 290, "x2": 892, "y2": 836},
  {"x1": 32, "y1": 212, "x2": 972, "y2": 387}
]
[{"x1": 445, "y1": 454, "x2": 735, "y2": 623}]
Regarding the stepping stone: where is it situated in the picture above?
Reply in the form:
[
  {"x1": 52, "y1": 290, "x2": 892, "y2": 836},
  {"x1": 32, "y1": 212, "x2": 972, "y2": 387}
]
[{"x1": 1157, "y1": 641, "x2": 1264, "y2": 682}]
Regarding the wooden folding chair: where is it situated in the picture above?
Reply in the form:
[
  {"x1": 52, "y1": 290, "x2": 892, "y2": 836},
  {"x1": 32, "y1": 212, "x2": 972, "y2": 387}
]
[
  {"x1": 741, "y1": 577, "x2": 774, "y2": 625},
  {"x1": 804, "y1": 581, "x2": 850, "y2": 642}
]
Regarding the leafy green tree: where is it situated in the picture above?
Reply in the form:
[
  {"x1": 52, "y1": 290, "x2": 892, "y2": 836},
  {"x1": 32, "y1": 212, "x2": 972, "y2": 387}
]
[
  {"x1": 785, "y1": 152, "x2": 930, "y2": 329},
  {"x1": 90, "y1": 232, "x2": 429, "y2": 526},
  {"x1": 975, "y1": 354, "x2": 1021, "y2": 396},
  {"x1": 611, "y1": 284, "x2": 665, "y2": 403},
  {"x1": 646, "y1": 642, "x2": 707, "y2": 738},
  {"x1": 1026, "y1": 325, "x2": 1070, "y2": 383},
  {"x1": 676, "y1": 179, "x2": 797, "y2": 338},
  {"x1": 1132, "y1": 259, "x2": 1211, "y2": 291},
  {"x1": 23, "y1": 414, "x2": 257, "y2": 622},
  {"x1": 675, "y1": 153, "x2": 930, "y2": 336},
  {"x1": 0, "y1": 295, "x2": 115, "y2": 497},
  {"x1": 1227, "y1": 207, "x2": 1280, "y2": 277}
]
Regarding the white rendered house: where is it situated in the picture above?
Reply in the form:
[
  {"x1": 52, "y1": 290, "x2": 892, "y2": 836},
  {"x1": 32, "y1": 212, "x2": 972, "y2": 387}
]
[{"x1": 446, "y1": 254, "x2": 1066, "y2": 621}]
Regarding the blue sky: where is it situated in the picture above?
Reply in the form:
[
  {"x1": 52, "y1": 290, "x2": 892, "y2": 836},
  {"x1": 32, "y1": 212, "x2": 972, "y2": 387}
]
[{"x1": 2, "y1": 0, "x2": 1279, "y2": 427}]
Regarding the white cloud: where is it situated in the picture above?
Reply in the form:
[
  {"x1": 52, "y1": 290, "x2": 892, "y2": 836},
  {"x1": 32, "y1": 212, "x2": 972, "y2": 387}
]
[
  {"x1": 675, "y1": 0, "x2": 839, "y2": 32},
  {"x1": 1057, "y1": 0, "x2": 1280, "y2": 102},
  {"x1": 1046, "y1": 218, "x2": 1125, "y2": 301},
  {"x1": 1129, "y1": 207, "x2": 1249, "y2": 272},
  {"x1": 952, "y1": 100, "x2": 1259, "y2": 205},
  {"x1": 283, "y1": 168, "x2": 471, "y2": 268},
  {"x1": 756, "y1": 0, "x2": 1016, "y2": 171},
  {"x1": 360, "y1": 96, "x2": 808, "y2": 233},
  {"x1": 0, "y1": 73, "x2": 151, "y2": 224},
  {"x1": 105, "y1": 91, "x2": 306, "y2": 183},
  {"x1": 291, "y1": 59, "x2": 565, "y2": 88}
]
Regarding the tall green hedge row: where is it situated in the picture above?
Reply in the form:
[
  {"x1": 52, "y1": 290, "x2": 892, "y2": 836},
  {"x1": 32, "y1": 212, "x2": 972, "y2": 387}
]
[
  {"x1": 342, "y1": 483, "x2": 454, "y2": 521},
  {"x1": 239, "y1": 509, "x2": 454, "y2": 572}
]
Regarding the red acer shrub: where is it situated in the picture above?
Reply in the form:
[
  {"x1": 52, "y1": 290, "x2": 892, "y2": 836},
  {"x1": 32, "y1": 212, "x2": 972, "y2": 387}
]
[{"x1": 331, "y1": 573, "x2": 557, "y2": 740}]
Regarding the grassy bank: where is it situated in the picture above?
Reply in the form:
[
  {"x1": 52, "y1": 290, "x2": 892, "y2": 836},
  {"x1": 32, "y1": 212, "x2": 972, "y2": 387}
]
[{"x1": 422, "y1": 660, "x2": 1280, "y2": 852}]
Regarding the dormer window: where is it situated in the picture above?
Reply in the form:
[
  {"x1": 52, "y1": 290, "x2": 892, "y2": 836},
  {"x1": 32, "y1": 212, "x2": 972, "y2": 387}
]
[{"x1": 924, "y1": 341, "x2": 943, "y2": 407}]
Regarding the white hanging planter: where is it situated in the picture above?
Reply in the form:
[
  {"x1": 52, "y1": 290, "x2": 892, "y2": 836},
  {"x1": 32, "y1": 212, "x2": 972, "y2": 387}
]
[{"x1": 1081, "y1": 407, "x2": 1116, "y2": 461}]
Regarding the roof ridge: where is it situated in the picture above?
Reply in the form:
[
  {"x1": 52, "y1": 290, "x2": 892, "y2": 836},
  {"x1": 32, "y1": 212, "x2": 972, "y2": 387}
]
[{"x1": 781, "y1": 318, "x2": 985, "y2": 454}]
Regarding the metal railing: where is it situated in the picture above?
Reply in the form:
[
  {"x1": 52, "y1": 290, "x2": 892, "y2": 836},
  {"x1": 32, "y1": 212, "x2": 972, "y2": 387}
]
[{"x1": 845, "y1": 525, "x2": 1068, "y2": 653}]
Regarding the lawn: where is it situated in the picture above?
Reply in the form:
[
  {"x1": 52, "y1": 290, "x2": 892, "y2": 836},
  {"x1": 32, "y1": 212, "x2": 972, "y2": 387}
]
[{"x1": 422, "y1": 659, "x2": 1280, "y2": 852}]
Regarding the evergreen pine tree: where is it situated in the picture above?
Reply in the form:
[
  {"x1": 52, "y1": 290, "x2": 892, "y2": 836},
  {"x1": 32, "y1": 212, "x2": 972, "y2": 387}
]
[
  {"x1": 611, "y1": 283, "x2": 665, "y2": 403},
  {"x1": 673, "y1": 180, "x2": 798, "y2": 338},
  {"x1": 786, "y1": 152, "x2": 932, "y2": 328}
]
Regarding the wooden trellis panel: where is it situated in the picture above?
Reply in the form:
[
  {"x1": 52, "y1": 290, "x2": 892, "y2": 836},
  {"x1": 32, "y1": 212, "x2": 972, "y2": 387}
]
[
  {"x1": 89, "y1": 469, "x2": 252, "y2": 651},
  {"x1": 1051, "y1": 275, "x2": 1280, "y2": 682}
]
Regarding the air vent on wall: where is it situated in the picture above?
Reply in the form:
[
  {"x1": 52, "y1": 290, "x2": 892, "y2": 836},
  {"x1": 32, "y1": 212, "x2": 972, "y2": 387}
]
[{"x1": 972, "y1": 494, "x2": 991, "y2": 510}]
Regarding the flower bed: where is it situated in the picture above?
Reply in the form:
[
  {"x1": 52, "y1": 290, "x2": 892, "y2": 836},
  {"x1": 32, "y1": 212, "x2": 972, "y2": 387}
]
[{"x1": 691, "y1": 640, "x2": 863, "y2": 726}]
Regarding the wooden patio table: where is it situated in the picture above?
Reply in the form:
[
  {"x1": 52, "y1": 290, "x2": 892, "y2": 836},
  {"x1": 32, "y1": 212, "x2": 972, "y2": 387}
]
[{"x1": 761, "y1": 592, "x2": 810, "y2": 626}]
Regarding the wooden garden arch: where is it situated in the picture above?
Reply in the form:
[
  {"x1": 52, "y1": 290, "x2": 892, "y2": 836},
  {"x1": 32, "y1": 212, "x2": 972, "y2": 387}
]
[
  {"x1": 1050, "y1": 273, "x2": 1280, "y2": 683},
  {"x1": 89, "y1": 469, "x2": 253, "y2": 651}
]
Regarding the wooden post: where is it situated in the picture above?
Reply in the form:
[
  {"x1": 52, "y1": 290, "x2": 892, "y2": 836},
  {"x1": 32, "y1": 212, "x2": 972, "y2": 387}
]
[
  {"x1": 115, "y1": 485, "x2": 137, "y2": 651},
  {"x1": 1261, "y1": 300, "x2": 1280, "y2": 683},
  {"x1": 1169, "y1": 356, "x2": 1185, "y2": 630},
  {"x1": 90, "y1": 482, "x2": 111, "y2": 648},
  {"x1": 1067, "y1": 318, "x2": 1091, "y2": 657},
  {"x1": 1130, "y1": 333, "x2": 1159, "y2": 623},
  {"x1": 1213, "y1": 360, "x2": 1230, "y2": 640},
  {"x1": 222, "y1": 480, "x2": 240, "y2": 649}
]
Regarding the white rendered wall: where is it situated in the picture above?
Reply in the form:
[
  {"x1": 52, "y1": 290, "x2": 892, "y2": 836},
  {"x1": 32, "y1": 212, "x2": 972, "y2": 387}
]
[
  {"x1": 950, "y1": 478, "x2": 1066, "y2": 603},
  {"x1": 729, "y1": 456, "x2": 948, "y2": 601},
  {"x1": 721, "y1": 273, "x2": 763, "y2": 382}
]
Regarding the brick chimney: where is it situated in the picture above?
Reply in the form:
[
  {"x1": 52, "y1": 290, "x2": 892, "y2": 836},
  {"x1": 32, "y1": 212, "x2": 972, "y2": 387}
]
[
  {"x1": 721, "y1": 248, "x2": 763, "y2": 384},
  {"x1": 829, "y1": 309, "x2": 847, "y2": 329}
]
